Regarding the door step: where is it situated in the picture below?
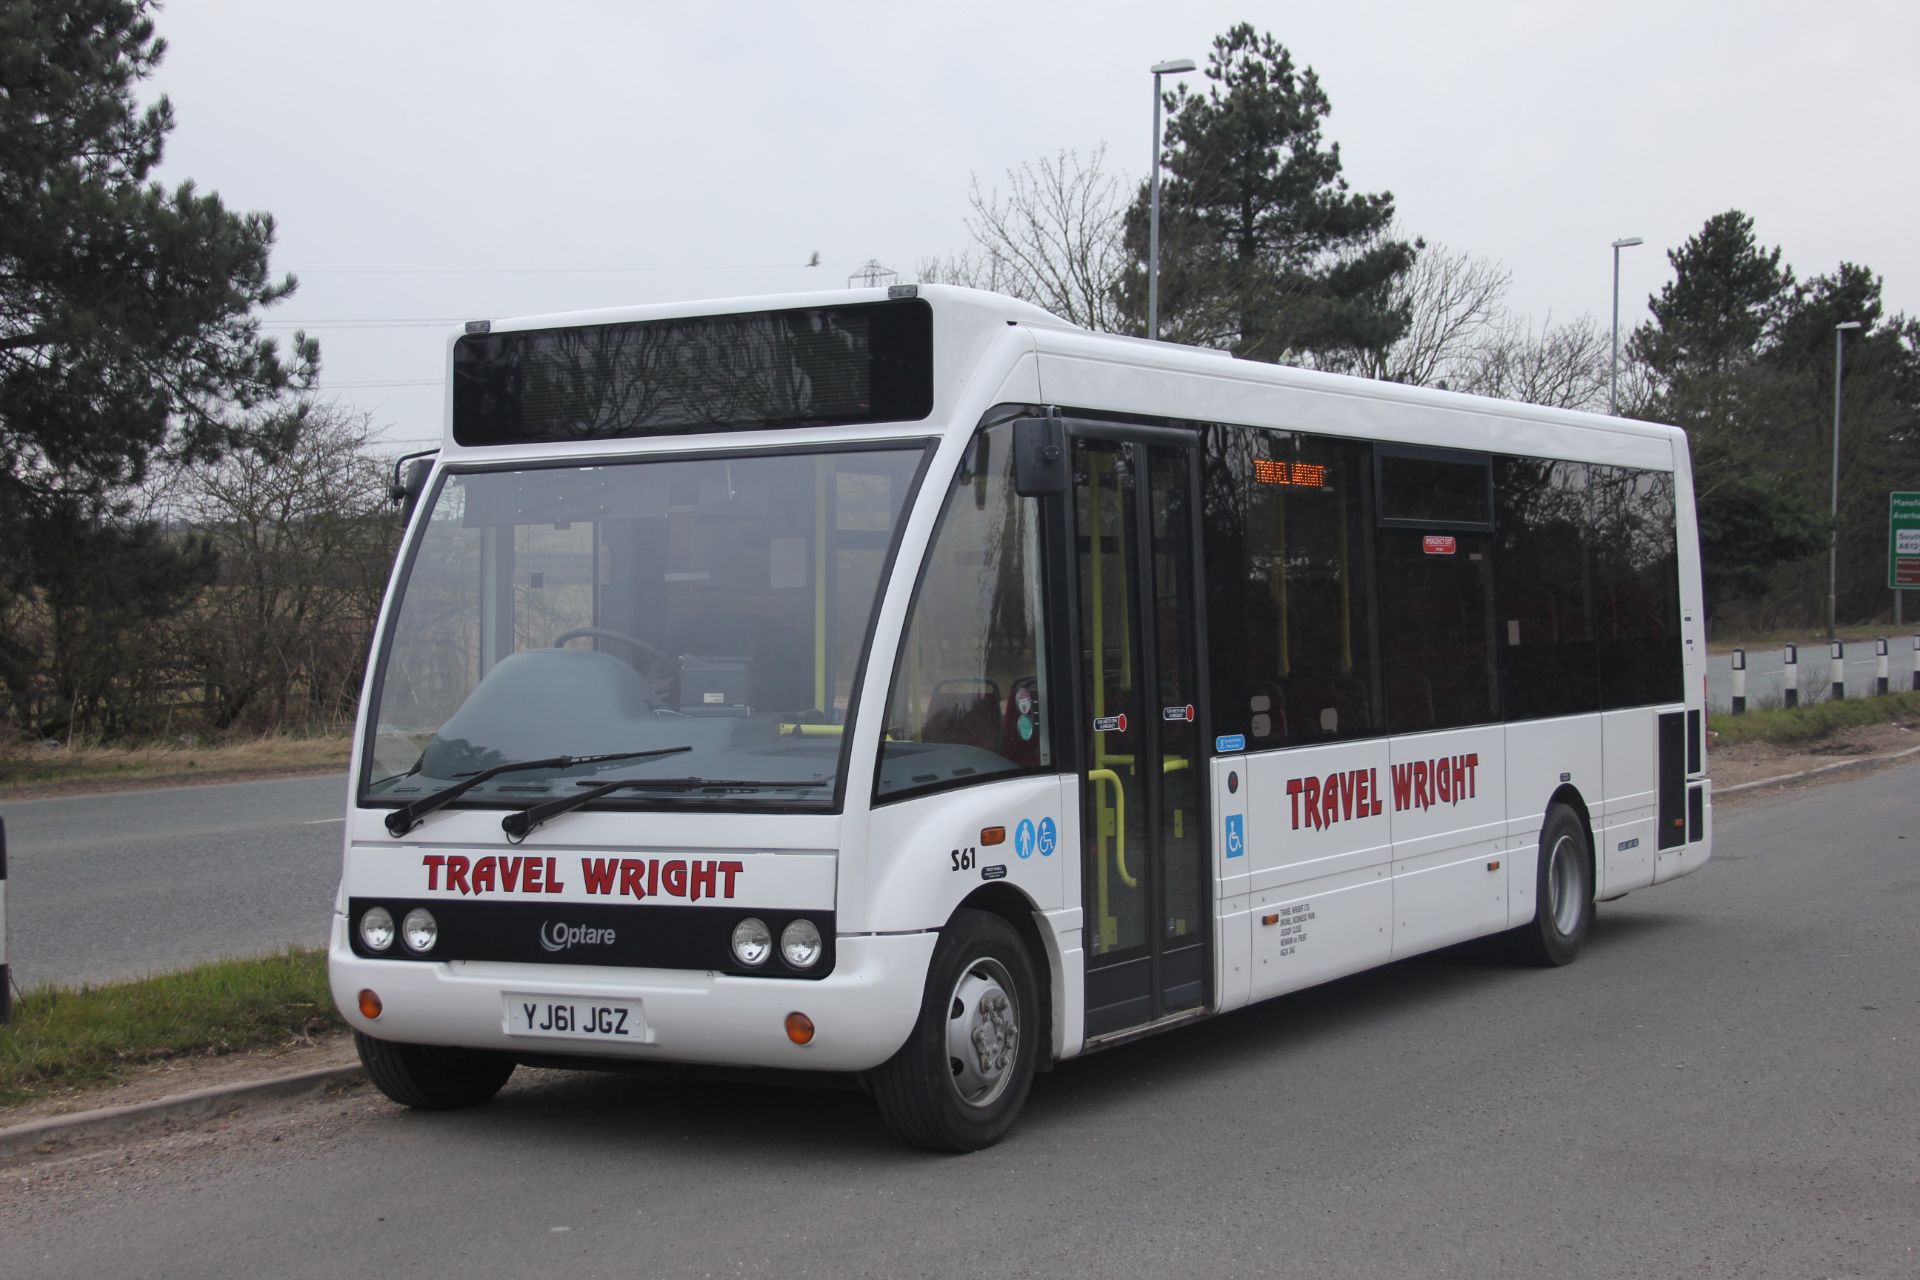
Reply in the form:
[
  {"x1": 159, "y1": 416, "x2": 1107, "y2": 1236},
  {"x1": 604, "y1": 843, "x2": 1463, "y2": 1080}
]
[{"x1": 1081, "y1": 1006, "x2": 1210, "y2": 1055}]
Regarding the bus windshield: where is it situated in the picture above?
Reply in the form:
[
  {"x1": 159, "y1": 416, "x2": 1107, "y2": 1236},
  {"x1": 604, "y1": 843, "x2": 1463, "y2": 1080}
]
[{"x1": 361, "y1": 445, "x2": 927, "y2": 813}]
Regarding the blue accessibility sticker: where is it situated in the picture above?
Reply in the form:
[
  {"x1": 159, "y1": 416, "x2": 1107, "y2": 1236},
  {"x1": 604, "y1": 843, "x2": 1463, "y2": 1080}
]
[
  {"x1": 1224, "y1": 813, "x2": 1246, "y2": 859},
  {"x1": 1013, "y1": 818, "x2": 1036, "y2": 859},
  {"x1": 1216, "y1": 734, "x2": 1247, "y2": 752},
  {"x1": 1037, "y1": 816, "x2": 1057, "y2": 857}
]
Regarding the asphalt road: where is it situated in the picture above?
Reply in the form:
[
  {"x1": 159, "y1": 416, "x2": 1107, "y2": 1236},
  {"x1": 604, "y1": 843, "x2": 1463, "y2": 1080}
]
[
  {"x1": 3, "y1": 764, "x2": 1916, "y2": 1278},
  {"x1": 0, "y1": 774, "x2": 347, "y2": 988}
]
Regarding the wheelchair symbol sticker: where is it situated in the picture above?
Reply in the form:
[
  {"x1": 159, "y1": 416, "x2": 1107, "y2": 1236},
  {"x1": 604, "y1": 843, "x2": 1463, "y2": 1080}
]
[
  {"x1": 1014, "y1": 819, "x2": 1036, "y2": 859},
  {"x1": 1037, "y1": 816, "x2": 1057, "y2": 857},
  {"x1": 1224, "y1": 813, "x2": 1245, "y2": 859}
]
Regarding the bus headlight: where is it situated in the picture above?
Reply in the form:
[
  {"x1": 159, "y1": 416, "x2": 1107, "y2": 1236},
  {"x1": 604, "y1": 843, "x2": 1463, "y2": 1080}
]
[
  {"x1": 780, "y1": 919, "x2": 822, "y2": 970},
  {"x1": 731, "y1": 917, "x2": 772, "y2": 968},
  {"x1": 402, "y1": 908, "x2": 439, "y2": 953},
  {"x1": 359, "y1": 906, "x2": 396, "y2": 952}
]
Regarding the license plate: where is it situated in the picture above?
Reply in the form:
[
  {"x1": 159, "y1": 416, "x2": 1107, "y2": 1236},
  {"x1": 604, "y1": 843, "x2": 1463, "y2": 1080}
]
[{"x1": 503, "y1": 994, "x2": 645, "y2": 1042}]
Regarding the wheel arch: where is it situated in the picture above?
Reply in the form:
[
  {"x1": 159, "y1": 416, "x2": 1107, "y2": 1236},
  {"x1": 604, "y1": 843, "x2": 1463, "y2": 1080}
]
[
  {"x1": 1545, "y1": 782, "x2": 1597, "y2": 900},
  {"x1": 954, "y1": 884, "x2": 1058, "y2": 1069}
]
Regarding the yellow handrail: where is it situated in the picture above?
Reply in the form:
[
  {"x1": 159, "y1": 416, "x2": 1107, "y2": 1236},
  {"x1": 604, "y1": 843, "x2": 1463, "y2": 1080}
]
[{"x1": 1088, "y1": 768, "x2": 1133, "y2": 888}]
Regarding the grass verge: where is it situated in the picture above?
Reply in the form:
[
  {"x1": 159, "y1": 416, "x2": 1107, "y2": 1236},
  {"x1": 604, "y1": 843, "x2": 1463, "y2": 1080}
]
[
  {"x1": 1713, "y1": 690, "x2": 1920, "y2": 747},
  {"x1": 0, "y1": 948, "x2": 343, "y2": 1108},
  {"x1": 0, "y1": 732, "x2": 352, "y2": 795}
]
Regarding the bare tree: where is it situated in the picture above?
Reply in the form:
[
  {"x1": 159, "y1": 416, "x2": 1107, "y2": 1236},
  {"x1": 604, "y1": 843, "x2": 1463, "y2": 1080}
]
[
  {"x1": 917, "y1": 147, "x2": 1132, "y2": 332},
  {"x1": 1356, "y1": 237, "x2": 1511, "y2": 386},
  {"x1": 170, "y1": 402, "x2": 399, "y2": 731},
  {"x1": 1457, "y1": 313, "x2": 1611, "y2": 412}
]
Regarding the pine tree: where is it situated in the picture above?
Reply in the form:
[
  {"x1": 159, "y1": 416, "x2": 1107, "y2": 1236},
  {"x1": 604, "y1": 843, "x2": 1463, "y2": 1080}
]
[
  {"x1": 1124, "y1": 24, "x2": 1414, "y2": 367},
  {"x1": 0, "y1": 0, "x2": 315, "y2": 593}
]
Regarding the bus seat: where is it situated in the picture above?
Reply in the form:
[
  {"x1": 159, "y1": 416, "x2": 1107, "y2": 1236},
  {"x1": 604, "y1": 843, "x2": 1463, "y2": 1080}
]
[{"x1": 922, "y1": 677, "x2": 1002, "y2": 753}]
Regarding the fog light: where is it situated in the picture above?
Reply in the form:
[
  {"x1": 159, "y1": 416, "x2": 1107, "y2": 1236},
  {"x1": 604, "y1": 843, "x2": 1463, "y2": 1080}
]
[
  {"x1": 730, "y1": 917, "x2": 771, "y2": 967},
  {"x1": 359, "y1": 906, "x2": 395, "y2": 952},
  {"x1": 358, "y1": 989, "x2": 383, "y2": 1019},
  {"x1": 401, "y1": 907, "x2": 438, "y2": 953},
  {"x1": 785, "y1": 1011, "x2": 815, "y2": 1045},
  {"x1": 780, "y1": 918, "x2": 822, "y2": 969}
]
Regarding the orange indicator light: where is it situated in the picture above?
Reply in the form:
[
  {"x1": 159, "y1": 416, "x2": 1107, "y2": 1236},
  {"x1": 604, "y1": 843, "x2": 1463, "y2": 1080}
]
[
  {"x1": 785, "y1": 1012, "x2": 816, "y2": 1045},
  {"x1": 358, "y1": 989, "x2": 383, "y2": 1020},
  {"x1": 981, "y1": 826, "x2": 1006, "y2": 846},
  {"x1": 1261, "y1": 913, "x2": 1280, "y2": 926}
]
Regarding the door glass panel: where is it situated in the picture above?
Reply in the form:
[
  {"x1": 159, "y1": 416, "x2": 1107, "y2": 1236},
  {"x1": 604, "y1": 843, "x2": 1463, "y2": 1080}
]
[
  {"x1": 1076, "y1": 441, "x2": 1149, "y2": 958},
  {"x1": 1147, "y1": 449, "x2": 1204, "y2": 945}
]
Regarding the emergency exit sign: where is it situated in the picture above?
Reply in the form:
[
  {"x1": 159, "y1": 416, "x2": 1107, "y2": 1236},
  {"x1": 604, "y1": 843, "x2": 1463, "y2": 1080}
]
[{"x1": 1893, "y1": 492, "x2": 1920, "y2": 589}]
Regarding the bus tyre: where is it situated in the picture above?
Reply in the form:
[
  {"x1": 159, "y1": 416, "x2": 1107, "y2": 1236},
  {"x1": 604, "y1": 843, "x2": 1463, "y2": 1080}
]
[
  {"x1": 1514, "y1": 805, "x2": 1593, "y2": 967},
  {"x1": 354, "y1": 1031, "x2": 516, "y2": 1110},
  {"x1": 870, "y1": 909, "x2": 1039, "y2": 1152}
]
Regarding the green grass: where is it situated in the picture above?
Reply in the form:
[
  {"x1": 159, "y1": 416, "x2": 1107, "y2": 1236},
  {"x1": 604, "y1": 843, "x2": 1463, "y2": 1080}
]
[
  {"x1": 1713, "y1": 689, "x2": 1920, "y2": 747},
  {"x1": 0, "y1": 948, "x2": 343, "y2": 1108}
]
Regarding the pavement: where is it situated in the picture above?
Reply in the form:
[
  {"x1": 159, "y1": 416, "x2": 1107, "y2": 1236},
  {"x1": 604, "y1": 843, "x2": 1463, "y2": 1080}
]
[{"x1": 5, "y1": 738, "x2": 1917, "y2": 1165}]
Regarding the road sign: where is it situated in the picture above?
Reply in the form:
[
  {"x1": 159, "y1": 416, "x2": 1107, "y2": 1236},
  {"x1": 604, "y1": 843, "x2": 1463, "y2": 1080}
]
[{"x1": 1892, "y1": 492, "x2": 1920, "y2": 589}]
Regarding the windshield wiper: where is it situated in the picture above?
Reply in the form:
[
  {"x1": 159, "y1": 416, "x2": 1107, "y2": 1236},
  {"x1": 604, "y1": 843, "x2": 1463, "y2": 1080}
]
[
  {"x1": 501, "y1": 775, "x2": 834, "y2": 842},
  {"x1": 383, "y1": 747, "x2": 693, "y2": 837}
]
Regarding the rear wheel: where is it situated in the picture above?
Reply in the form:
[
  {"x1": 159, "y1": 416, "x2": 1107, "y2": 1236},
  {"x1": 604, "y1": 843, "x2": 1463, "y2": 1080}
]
[
  {"x1": 1513, "y1": 804, "x2": 1593, "y2": 966},
  {"x1": 355, "y1": 1031, "x2": 515, "y2": 1110},
  {"x1": 869, "y1": 909, "x2": 1039, "y2": 1152}
]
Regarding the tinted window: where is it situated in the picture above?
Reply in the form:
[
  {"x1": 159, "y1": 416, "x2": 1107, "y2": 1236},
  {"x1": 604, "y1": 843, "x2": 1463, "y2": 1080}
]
[
  {"x1": 1495, "y1": 459, "x2": 1599, "y2": 719},
  {"x1": 1202, "y1": 429, "x2": 1381, "y2": 747},
  {"x1": 1379, "y1": 450, "x2": 1491, "y2": 525},
  {"x1": 1591, "y1": 465, "x2": 1683, "y2": 707},
  {"x1": 1379, "y1": 528, "x2": 1497, "y2": 731},
  {"x1": 877, "y1": 422, "x2": 1051, "y2": 798}
]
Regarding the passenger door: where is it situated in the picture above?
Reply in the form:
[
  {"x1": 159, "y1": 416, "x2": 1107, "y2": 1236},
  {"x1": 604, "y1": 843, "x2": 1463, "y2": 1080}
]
[{"x1": 1071, "y1": 430, "x2": 1210, "y2": 1038}]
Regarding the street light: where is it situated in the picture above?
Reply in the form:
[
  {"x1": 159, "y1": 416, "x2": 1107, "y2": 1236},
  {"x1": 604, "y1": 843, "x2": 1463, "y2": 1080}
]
[
  {"x1": 1609, "y1": 236, "x2": 1643, "y2": 415},
  {"x1": 1148, "y1": 57, "x2": 1197, "y2": 342},
  {"x1": 1829, "y1": 319, "x2": 1863, "y2": 638}
]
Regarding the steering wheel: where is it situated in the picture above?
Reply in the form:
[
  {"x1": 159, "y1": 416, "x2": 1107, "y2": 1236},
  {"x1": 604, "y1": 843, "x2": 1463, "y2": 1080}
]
[{"x1": 551, "y1": 626, "x2": 676, "y2": 674}]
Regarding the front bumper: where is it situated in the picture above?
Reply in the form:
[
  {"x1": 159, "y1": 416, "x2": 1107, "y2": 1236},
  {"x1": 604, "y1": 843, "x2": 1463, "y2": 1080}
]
[{"x1": 328, "y1": 912, "x2": 936, "y2": 1074}]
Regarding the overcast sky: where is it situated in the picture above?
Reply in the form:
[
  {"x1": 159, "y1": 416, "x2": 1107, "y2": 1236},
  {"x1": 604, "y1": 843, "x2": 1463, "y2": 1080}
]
[{"x1": 145, "y1": 0, "x2": 1920, "y2": 449}]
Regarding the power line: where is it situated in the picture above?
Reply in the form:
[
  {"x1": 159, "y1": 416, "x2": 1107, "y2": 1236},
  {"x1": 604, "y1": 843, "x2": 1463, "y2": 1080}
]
[{"x1": 312, "y1": 379, "x2": 441, "y2": 389}]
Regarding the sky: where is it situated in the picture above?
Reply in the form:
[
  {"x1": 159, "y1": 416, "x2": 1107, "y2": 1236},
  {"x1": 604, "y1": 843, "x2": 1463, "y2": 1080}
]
[{"x1": 143, "y1": 0, "x2": 1920, "y2": 451}]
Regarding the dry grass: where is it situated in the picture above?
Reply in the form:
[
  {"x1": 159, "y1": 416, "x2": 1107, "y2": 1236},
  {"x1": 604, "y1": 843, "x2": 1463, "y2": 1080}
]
[{"x1": 0, "y1": 731, "x2": 352, "y2": 796}]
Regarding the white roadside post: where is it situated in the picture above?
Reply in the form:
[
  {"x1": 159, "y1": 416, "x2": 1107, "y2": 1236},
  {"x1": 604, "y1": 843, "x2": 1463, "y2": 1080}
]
[
  {"x1": 1731, "y1": 647, "x2": 1747, "y2": 714},
  {"x1": 1783, "y1": 643, "x2": 1799, "y2": 708},
  {"x1": 1877, "y1": 638, "x2": 1890, "y2": 696},
  {"x1": 1830, "y1": 640, "x2": 1846, "y2": 701}
]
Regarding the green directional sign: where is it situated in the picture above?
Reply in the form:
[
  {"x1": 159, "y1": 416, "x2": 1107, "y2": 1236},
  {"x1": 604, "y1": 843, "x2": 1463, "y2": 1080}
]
[{"x1": 1893, "y1": 491, "x2": 1920, "y2": 590}]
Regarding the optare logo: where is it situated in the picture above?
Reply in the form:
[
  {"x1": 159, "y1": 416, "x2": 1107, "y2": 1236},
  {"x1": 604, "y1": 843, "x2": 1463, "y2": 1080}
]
[{"x1": 539, "y1": 921, "x2": 617, "y2": 952}]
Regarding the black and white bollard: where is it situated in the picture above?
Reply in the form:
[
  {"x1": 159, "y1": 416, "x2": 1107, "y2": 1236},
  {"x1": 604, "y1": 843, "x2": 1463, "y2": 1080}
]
[
  {"x1": 1, "y1": 815, "x2": 9, "y2": 1025},
  {"x1": 1830, "y1": 640, "x2": 1846, "y2": 702},
  {"x1": 1731, "y1": 647, "x2": 1747, "y2": 714},
  {"x1": 1913, "y1": 635, "x2": 1919, "y2": 693},
  {"x1": 1877, "y1": 638, "x2": 1890, "y2": 697},
  {"x1": 1783, "y1": 643, "x2": 1799, "y2": 708}
]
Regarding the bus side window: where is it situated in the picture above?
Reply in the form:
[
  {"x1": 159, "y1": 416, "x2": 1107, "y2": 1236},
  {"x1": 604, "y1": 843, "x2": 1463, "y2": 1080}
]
[{"x1": 876, "y1": 422, "x2": 1050, "y2": 799}]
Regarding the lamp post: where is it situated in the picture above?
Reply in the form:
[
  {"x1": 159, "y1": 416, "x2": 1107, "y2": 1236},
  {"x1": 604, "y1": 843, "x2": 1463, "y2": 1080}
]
[
  {"x1": 1148, "y1": 57, "x2": 1196, "y2": 342},
  {"x1": 1829, "y1": 319, "x2": 1863, "y2": 639},
  {"x1": 1609, "y1": 236, "x2": 1643, "y2": 415}
]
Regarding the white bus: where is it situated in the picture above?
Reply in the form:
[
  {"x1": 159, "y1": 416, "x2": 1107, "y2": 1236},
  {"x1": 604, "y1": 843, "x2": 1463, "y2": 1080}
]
[{"x1": 331, "y1": 285, "x2": 1712, "y2": 1150}]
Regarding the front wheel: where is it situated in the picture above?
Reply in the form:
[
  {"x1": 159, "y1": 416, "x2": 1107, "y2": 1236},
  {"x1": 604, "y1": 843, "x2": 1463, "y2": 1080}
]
[
  {"x1": 869, "y1": 909, "x2": 1040, "y2": 1152},
  {"x1": 355, "y1": 1031, "x2": 515, "y2": 1110},
  {"x1": 1512, "y1": 804, "x2": 1593, "y2": 967}
]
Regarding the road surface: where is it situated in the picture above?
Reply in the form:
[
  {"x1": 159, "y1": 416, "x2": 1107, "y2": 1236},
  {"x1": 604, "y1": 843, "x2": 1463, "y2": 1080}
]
[
  {"x1": 2, "y1": 763, "x2": 1914, "y2": 1278},
  {"x1": 0, "y1": 774, "x2": 346, "y2": 988}
]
